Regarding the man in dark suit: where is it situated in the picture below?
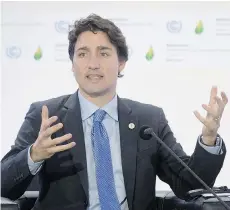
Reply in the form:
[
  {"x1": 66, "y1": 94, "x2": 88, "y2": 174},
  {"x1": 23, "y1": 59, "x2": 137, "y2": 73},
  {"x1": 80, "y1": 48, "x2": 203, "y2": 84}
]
[{"x1": 1, "y1": 14, "x2": 228, "y2": 210}]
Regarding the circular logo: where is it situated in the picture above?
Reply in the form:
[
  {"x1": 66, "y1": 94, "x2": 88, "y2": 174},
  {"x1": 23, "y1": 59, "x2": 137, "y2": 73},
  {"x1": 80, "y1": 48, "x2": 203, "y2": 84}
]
[
  {"x1": 167, "y1": 21, "x2": 182, "y2": 33},
  {"x1": 55, "y1": 21, "x2": 70, "y2": 33},
  {"x1": 6, "y1": 46, "x2": 21, "y2": 58}
]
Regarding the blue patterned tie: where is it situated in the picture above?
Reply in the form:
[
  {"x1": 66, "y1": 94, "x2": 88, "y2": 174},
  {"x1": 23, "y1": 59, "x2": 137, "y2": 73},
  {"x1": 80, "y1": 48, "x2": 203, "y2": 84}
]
[{"x1": 91, "y1": 109, "x2": 121, "y2": 210}]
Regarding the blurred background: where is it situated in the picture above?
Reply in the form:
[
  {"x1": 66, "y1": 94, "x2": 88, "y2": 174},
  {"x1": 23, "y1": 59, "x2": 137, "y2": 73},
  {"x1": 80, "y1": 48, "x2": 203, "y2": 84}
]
[{"x1": 1, "y1": 1, "x2": 230, "y2": 191}]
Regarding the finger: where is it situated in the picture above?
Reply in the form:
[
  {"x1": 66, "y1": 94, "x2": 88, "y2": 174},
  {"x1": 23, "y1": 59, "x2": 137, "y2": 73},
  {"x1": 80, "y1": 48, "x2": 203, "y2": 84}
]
[
  {"x1": 40, "y1": 105, "x2": 50, "y2": 131},
  {"x1": 47, "y1": 142, "x2": 76, "y2": 154},
  {"x1": 221, "y1": 91, "x2": 228, "y2": 105},
  {"x1": 215, "y1": 96, "x2": 225, "y2": 110},
  {"x1": 193, "y1": 110, "x2": 207, "y2": 125},
  {"x1": 40, "y1": 116, "x2": 58, "y2": 132},
  {"x1": 41, "y1": 105, "x2": 49, "y2": 122},
  {"x1": 214, "y1": 96, "x2": 226, "y2": 120},
  {"x1": 47, "y1": 133, "x2": 72, "y2": 147},
  {"x1": 209, "y1": 86, "x2": 218, "y2": 105},
  {"x1": 41, "y1": 123, "x2": 63, "y2": 138},
  {"x1": 201, "y1": 104, "x2": 213, "y2": 116},
  {"x1": 202, "y1": 104, "x2": 211, "y2": 112},
  {"x1": 202, "y1": 104, "x2": 221, "y2": 121}
]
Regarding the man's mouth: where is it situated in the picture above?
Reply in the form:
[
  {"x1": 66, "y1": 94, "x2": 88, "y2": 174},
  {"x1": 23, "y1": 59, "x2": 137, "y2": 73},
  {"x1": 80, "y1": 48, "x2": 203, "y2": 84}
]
[{"x1": 86, "y1": 74, "x2": 103, "y2": 81}]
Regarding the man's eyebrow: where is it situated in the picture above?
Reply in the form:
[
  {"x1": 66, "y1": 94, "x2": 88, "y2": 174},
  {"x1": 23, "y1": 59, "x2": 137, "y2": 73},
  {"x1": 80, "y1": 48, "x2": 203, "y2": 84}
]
[
  {"x1": 76, "y1": 46, "x2": 89, "y2": 52},
  {"x1": 98, "y1": 46, "x2": 112, "y2": 51},
  {"x1": 76, "y1": 45, "x2": 112, "y2": 51}
]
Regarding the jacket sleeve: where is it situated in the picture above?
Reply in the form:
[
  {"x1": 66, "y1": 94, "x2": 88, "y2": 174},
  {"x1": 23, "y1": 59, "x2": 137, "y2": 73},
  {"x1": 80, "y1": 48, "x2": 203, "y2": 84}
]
[
  {"x1": 156, "y1": 108, "x2": 226, "y2": 199},
  {"x1": 1, "y1": 103, "x2": 42, "y2": 200}
]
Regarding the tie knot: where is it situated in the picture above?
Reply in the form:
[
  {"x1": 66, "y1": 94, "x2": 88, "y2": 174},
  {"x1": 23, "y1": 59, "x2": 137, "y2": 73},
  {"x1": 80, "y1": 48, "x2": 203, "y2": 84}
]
[{"x1": 93, "y1": 109, "x2": 106, "y2": 122}]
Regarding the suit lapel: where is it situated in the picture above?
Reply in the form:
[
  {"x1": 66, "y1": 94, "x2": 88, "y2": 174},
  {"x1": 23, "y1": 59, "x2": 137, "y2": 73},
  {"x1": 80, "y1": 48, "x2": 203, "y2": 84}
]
[
  {"x1": 60, "y1": 91, "x2": 89, "y2": 199},
  {"x1": 118, "y1": 97, "x2": 139, "y2": 209}
]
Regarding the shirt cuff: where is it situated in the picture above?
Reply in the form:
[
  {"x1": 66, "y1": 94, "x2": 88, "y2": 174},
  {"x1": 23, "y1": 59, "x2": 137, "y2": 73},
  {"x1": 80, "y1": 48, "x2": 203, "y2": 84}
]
[
  {"x1": 27, "y1": 145, "x2": 44, "y2": 175},
  {"x1": 198, "y1": 135, "x2": 223, "y2": 155}
]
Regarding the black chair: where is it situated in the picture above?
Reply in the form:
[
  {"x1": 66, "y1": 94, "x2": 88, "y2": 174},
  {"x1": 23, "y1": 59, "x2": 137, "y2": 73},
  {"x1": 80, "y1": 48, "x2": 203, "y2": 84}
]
[
  {"x1": 156, "y1": 188, "x2": 230, "y2": 210},
  {"x1": 0, "y1": 196, "x2": 19, "y2": 210}
]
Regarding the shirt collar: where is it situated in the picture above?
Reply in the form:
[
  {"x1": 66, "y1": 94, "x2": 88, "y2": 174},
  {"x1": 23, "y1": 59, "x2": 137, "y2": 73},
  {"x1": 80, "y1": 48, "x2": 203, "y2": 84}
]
[{"x1": 78, "y1": 91, "x2": 118, "y2": 121}]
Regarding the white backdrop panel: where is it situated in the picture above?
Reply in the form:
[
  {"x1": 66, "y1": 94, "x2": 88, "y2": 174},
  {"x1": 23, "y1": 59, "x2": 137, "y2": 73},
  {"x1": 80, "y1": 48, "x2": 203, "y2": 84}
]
[{"x1": 1, "y1": 1, "x2": 230, "y2": 190}]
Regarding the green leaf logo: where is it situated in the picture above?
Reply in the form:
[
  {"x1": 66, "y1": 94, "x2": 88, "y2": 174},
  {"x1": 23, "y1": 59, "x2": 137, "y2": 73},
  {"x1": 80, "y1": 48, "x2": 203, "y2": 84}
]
[
  {"x1": 195, "y1": 20, "x2": 204, "y2": 34},
  {"x1": 34, "y1": 46, "x2": 42, "y2": 60},
  {"x1": 145, "y1": 46, "x2": 154, "y2": 61}
]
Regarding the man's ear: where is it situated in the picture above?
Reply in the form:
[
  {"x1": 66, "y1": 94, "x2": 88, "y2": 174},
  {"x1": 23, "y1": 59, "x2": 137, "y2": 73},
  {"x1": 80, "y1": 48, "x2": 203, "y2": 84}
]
[{"x1": 118, "y1": 61, "x2": 126, "y2": 77}]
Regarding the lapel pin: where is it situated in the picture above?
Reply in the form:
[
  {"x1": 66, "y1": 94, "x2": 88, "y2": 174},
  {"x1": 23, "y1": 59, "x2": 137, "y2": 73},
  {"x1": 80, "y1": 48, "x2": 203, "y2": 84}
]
[{"x1": 128, "y1": 123, "x2": 135, "y2": 130}]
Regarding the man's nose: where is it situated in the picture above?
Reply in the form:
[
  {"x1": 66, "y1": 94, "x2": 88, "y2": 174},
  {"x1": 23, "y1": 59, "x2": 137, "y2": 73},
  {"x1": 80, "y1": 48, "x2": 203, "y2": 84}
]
[{"x1": 88, "y1": 55, "x2": 100, "y2": 70}]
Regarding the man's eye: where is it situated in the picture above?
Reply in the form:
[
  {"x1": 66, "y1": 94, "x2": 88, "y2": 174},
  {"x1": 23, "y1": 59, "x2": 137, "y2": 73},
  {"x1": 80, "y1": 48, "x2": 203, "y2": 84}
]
[
  {"x1": 78, "y1": 53, "x2": 86, "y2": 57},
  {"x1": 101, "y1": 52, "x2": 109, "y2": 57}
]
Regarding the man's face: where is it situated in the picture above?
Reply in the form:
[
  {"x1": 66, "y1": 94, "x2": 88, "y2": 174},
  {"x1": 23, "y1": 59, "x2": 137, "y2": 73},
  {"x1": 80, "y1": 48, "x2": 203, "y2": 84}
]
[{"x1": 72, "y1": 31, "x2": 125, "y2": 98}]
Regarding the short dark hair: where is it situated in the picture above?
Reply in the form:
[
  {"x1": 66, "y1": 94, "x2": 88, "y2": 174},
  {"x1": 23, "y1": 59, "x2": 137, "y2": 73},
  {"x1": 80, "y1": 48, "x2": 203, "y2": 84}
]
[{"x1": 68, "y1": 14, "x2": 128, "y2": 77}]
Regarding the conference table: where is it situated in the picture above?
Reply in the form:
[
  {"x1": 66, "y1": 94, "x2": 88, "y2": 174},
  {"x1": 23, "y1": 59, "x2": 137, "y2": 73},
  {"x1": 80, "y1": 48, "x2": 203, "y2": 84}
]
[
  {"x1": 1, "y1": 190, "x2": 230, "y2": 210},
  {"x1": 1, "y1": 191, "x2": 171, "y2": 210}
]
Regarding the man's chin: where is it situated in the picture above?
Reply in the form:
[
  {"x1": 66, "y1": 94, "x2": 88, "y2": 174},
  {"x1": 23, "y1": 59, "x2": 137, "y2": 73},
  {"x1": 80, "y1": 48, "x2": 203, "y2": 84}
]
[{"x1": 82, "y1": 88, "x2": 109, "y2": 98}]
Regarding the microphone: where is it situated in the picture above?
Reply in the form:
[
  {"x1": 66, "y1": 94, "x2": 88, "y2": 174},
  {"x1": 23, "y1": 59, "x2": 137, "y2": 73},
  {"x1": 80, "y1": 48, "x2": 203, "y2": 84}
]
[{"x1": 139, "y1": 125, "x2": 230, "y2": 210}]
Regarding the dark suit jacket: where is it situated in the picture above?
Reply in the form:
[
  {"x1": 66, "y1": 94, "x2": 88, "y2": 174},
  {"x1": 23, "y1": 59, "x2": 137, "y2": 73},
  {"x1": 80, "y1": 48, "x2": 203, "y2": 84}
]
[{"x1": 1, "y1": 91, "x2": 226, "y2": 210}]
